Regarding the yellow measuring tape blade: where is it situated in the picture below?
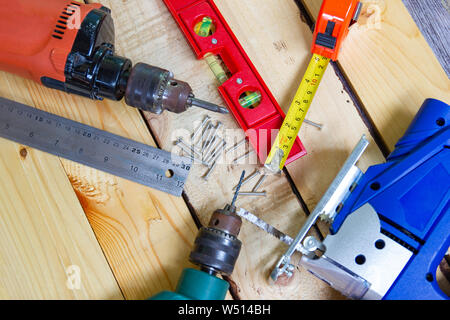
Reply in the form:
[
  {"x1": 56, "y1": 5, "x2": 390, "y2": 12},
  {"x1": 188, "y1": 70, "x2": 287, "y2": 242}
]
[{"x1": 265, "y1": 53, "x2": 330, "y2": 172}]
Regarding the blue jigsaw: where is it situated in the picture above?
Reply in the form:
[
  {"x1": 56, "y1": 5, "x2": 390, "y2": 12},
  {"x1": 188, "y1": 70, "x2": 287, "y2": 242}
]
[{"x1": 240, "y1": 98, "x2": 449, "y2": 300}]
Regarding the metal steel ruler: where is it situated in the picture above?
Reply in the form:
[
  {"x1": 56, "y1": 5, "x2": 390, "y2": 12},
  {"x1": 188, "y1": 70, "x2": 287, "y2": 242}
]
[
  {"x1": 265, "y1": 53, "x2": 329, "y2": 172},
  {"x1": 0, "y1": 97, "x2": 191, "y2": 196}
]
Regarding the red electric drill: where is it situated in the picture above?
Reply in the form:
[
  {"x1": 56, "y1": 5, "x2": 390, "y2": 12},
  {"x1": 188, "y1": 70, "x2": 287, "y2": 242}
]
[{"x1": 0, "y1": 0, "x2": 227, "y2": 114}]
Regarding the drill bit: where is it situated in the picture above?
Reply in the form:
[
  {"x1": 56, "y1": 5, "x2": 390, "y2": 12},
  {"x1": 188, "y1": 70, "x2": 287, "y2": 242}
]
[
  {"x1": 231, "y1": 170, "x2": 246, "y2": 208},
  {"x1": 190, "y1": 97, "x2": 229, "y2": 114}
]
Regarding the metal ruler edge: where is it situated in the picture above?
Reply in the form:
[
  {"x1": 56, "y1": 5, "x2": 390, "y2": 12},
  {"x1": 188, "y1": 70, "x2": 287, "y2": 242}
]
[{"x1": 0, "y1": 97, "x2": 192, "y2": 196}]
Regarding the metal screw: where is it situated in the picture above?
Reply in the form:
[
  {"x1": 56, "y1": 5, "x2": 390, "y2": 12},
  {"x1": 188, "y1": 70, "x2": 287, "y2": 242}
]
[
  {"x1": 212, "y1": 38, "x2": 218, "y2": 44},
  {"x1": 252, "y1": 174, "x2": 267, "y2": 192},
  {"x1": 226, "y1": 138, "x2": 247, "y2": 154},
  {"x1": 238, "y1": 192, "x2": 267, "y2": 197},
  {"x1": 232, "y1": 169, "x2": 260, "y2": 191},
  {"x1": 232, "y1": 150, "x2": 254, "y2": 164},
  {"x1": 236, "y1": 78, "x2": 243, "y2": 84}
]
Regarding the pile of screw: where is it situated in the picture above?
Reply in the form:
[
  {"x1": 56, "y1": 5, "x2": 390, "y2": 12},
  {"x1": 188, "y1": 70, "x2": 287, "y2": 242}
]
[
  {"x1": 232, "y1": 169, "x2": 267, "y2": 197},
  {"x1": 175, "y1": 115, "x2": 227, "y2": 180}
]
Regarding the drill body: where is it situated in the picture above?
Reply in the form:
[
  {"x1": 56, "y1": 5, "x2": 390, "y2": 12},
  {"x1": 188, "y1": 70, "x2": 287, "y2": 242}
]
[{"x1": 0, "y1": 0, "x2": 226, "y2": 114}]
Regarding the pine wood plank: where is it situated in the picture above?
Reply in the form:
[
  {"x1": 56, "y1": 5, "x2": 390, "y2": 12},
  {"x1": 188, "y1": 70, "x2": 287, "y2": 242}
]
[
  {"x1": 302, "y1": 0, "x2": 450, "y2": 151},
  {"x1": 0, "y1": 61, "x2": 198, "y2": 298},
  {"x1": 211, "y1": 0, "x2": 385, "y2": 218},
  {"x1": 0, "y1": 78, "x2": 123, "y2": 299}
]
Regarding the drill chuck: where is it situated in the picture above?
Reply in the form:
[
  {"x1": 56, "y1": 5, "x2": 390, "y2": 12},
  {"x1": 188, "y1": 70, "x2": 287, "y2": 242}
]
[
  {"x1": 60, "y1": 7, "x2": 198, "y2": 115},
  {"x1": 189, "y1": 204, "x2": 243, "y2": 276},
  {"x1": 125, "y1": 63, "x2": 194, "y2": 114},
  {"x1": 151, "y1": 172, "x2": 247, "y2": 300}
]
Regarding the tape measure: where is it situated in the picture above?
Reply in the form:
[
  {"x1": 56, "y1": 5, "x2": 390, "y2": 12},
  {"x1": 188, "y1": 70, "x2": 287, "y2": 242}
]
[
  {"x1": 265, "y1": 0, "x2": 361, "y2": 172},
  {"x1": 265, "y1": 54, "x2": 329, "y2": 172},
  {"x1": 0, "y1": 97, "x2": 191, "y2": 196}
]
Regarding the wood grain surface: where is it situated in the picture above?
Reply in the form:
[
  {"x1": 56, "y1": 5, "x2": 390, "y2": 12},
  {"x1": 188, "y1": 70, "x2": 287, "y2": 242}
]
[
  {"x1": 403, "y1": 0, "x2": 450, "y2": 77},
  {"x1": 0, "y1": 0, "x2": 447, "y2": 300},
  {"x1": 0, "y1": 32, "x2": 199, "y2": 299},
  {"x1": 93, "y1": 0, "x2": 349, "y2": 300},
  {"x1": 0, "y1": 76, "x2": 123, "y2": 299},
  {"x1": 90, "y1": 0, "x2": 398, "y2": 299},
  {"x1": 302, "y1": 0, "x2": 450, "y2": 151}
]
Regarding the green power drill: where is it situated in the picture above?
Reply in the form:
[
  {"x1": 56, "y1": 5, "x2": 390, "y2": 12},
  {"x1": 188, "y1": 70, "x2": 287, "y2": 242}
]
[{"x1": 150, "y1": 172, "x2": 247, "y2": 300}]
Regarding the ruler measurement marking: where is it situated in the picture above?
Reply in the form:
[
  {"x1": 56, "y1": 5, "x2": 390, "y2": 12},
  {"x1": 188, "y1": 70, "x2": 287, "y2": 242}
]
[{"x1": 0, "y1": 97, "x2": 190, "y2": 196}]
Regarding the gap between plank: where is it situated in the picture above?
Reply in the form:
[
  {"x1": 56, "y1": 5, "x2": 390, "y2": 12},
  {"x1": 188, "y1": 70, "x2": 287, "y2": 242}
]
[
  {"x1": 82, "y1": 0, "x2": 241, "y2": 300},
  {"x1": 80, "y1": 0, "x2": 233, "y2": 301},
  {"x1": 138, "y1": 111, "x2": 243, "y2": 300},
  {"x1": 82, "y1": 0, "x2": 331, "y2": 298}
]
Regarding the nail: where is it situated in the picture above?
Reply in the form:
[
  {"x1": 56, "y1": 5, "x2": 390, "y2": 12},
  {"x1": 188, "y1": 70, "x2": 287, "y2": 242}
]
[
  {"x1": 232, "y1": 150, "x2": 254, "y2": 164},
  {"x1": 203, "y1": 161, "x2": 218, "y2": 181},
  {"x1": 194, "y1": 122, "x2": 212, "y2": 148},
  {"x1": 252, "y1": 174, "x2": 267, "y2": 192},
  {"x1": 204, "y1": 122, "x2": 222, "y2": 149},
  {"x1": 192, "y1": 115, "x2": 211, "y2": 141},
  {"x1": 203, "y1": 136, "x2": 221, "y2": 161},
  {"x1": 205, "y1": 140, "x2": 227, "y2": 164},
  {"x1": 176, "y1": 141, "x2": 211, "y2": 166},
  {"x1": 203, "y1": 122, "x2": 222, "y2": 155},
  {"x1": 203, "y1": 136, "x2": 217, "y2": 158},
  {"x1": 238, "y1": 192, "x2": 266, "y2": 197},
  {"x1": 226, "y1": 138, "x2": 247, "y2": 154},
  {"x1": 176, "y1": 138, "x2": 202, "y2": 158},
  {"x1": 304, "y1": 119, "x2": 323, "y2": 130}
]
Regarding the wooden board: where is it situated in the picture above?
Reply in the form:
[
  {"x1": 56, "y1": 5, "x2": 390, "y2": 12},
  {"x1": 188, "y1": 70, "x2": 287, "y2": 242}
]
[
  {"x1": 211, "y1": 0, "x2": 386, "y2": 218},
  {"x1": 402, "y1": 0, "x2": 450, "y2": 77},
  {"x1": 0, "y1": 76, "x2": 123, "y2": 300},
  {"x1": 302, "y1": 0, "x2": 450, "y2": 151},
  {"x1": 0, "y1": 18, "x2": 199, "y2": 299},
  {"x1": 93, "y1": 0, "x2": 396, "y2": 300},
  {"x1": 94, "y1": 0, "x2": 347, "y2": 300},
  {"x1": 1, "y1": 0, "x2": 445, "y2": 300}
]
